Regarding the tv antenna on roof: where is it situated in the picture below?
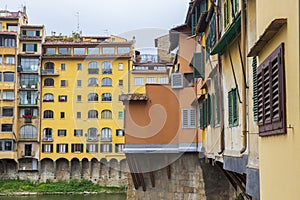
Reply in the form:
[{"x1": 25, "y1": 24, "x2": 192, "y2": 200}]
[{"x1": 75, "y1": 12, "x2": 80, "y2": 34}]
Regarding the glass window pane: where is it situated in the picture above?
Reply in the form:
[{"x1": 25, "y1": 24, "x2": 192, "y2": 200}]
[{"x1": 102, "y1": 47, "x2": 115, "y2": 54}]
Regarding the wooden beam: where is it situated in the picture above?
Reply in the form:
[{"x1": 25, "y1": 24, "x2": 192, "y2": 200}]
[
  {"x1": 126, "y1": 155, "x2": 139, "y2": 190},
  {"x1": 147, "y1": 157, "x2": 155, "y2": 188},
  {"x1": 164, "y1": 155, "x2": 171, "y2": 180},
  {"x1": 134, "y1": 155, "x2": 146, "y2": 191}
]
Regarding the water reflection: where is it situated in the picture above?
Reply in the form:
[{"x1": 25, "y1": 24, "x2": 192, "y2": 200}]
[{"x1": 0, "y1": 194, "x2": 126, "y2": 200}]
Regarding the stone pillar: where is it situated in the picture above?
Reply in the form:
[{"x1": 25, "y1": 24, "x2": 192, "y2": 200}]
[
  {"x1": 69, "y1": 161, "x2": 72, "y2": 179},
  {"x1": 53, "y1": 161, "x2": 56, "y2": 179},
  {"x1": 88, "y1": 161, "x2": 91, "y2": 179},
  {"x1": 80, "y1": 161, "x2": 83, "y2": 178},
  {"x1": 38, "y1": 161, "x2": 41, "y2": 179}
]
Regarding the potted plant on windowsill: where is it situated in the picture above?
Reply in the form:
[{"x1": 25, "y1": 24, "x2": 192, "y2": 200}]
[{"x1": 23, "y1": 115, "x2": 33, "y2": 123}]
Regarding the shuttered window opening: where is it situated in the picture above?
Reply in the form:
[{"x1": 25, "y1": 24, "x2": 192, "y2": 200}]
[
  {"x1": 193, "y1": 52, "x2": 205, "y2": 79},
  {"x1": 182, "y1": 108, "x2": 196, "y2": 129},
  {"x1": 257, "y1": 43, "x2": 286, "y2": 136},
  {"x1": 199, "y1": 97, "x2": 210, "y2": 130},
  {"x1": 252, "y1": 57, "x2": 258, "y2": 121},
  {"x1": 228, "y1": 88, "x2": 239, "y2": 127},
  {"x1": 171, "y1": 73, "x2": 183, "y2": 88}
]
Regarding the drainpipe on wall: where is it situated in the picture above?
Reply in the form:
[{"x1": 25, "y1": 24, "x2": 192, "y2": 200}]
[{"x1": 240, "y1": 0, "x2": 247, "y2": 154}]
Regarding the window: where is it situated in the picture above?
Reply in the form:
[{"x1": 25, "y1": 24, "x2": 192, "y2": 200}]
[
  {"x1": 60, "y1": 112, "x2": 65, "y2": 119},
  {"x1": 3, "y1": 73, "x2": 14, "y2": 82},
  {"x1": 7, "y1": 24, "x2": 18, "y2": 32},
  {"x1": 20, "y1": 91, "x2": 38, "y2": 105},
  {"x1": 102, "y1": 47, "x2": 115, "y2": 54},
  {"x1": 88, "y1": 62, "x2": 99, "y2": 74},
  {"x1": 158, "y1": 77, "x2": 169, "y2": 84},
  {"x1": 146, "y1": 77, "x2": 156, "y2": 84},
  {"x1": 71, "y1": 144, "x2": 84, "y2": 153},
  {"x1": 57, "y1": 144, "x2": 68, "y2": 153},
  {"x1": 0, "y1": 57, "x2": 2, "y2": 64},
  {"x1": 43, "y1": 110, "x2": 54, "y2": 119},
  {"x1": 2, "y1": 107, "x2": 13, "y2": 117},
  {"x1": 101, "y1": 110, "x2": 112, "y2": 119},
  {"x1": 43, "y1": 94, "x2": 54, "y2": 102},
  {"x1": 199, "y1": 97, "x2": 210, "y2": 129},
  {"x1": 42, "y1": 144, "x2": 53, "y2": 153},
  {"x1": 88, "y1": 78, "x2": 98, "y2": 86},
  {"x1": 88, "y1": 48, "x2": 99, "y2": 55},
  {"x1": 6, "y1": 56, "x2": 15, "y2": 64},
  {"x1": 22, "y1": 43, "x2": 37, "y2": 52},
  {"x1": 3, "y1": 91, "x2": 14, "y2": 100},
  {"x1": 42, "y1": 128, "x2": 53, "y2": 141},
  {"x1": 88, "y1": 110, "x2": 98, "y2": 119},
  {"x1": 88, "y1": 93, "x2": 98, "y2": 102},
  {"x1": 60, "y1": 80, "x2": 67, "y2": 87},
  {"x1": 134, "y1": 77, "x2": 144, "y2": 86},
  {"x1": 22, "y1": 30, "x2": 40, "y2": 37},
  {"x1": 74, "y1": 48, "x2": 85, "y2": 55},
  {"x1": 101, "y1": 128, "x2": 112, "y2": 141},
  {"x1": 77, "y1": 80, "x2": 82, "y2": 87},
  {"x1": 77, "y1": 112, "x2": 81, "y2": 119},
  {"x1": 46, "y1": 48, "x2": 56, "y2": 54},
  {"x1": 58, "y1": 48, "x2": 71, "y2": 55},
  {"x1": 20, "y1": 108, "x2": 37, "y2": 118},
  {"x1": 102, "y1": 93, "x2": 112, "y2": 102},
  {"x1": 58, "y1": 129, "x2": 67, "y2": 136},
  {"x1": 102, "y1": 62, "x2": 112, "y2": 74},
  {"x1": 77, "y1": 95, "x2": 82, "y2": 102},
  {"x1": 1, "y1": 124, "x2": 13, "y2": 132},
  {"x1": 21, "y1": 58, "x2": 39, "y2": 72},
  {"x1": 119, "y1": 80, "x2": 123, "y2": 86},
  {"x1": 116, "y1": 129, "x2": 124, "y2": 136},
  {"x1": 4, "y1": 38, "x2": 15, "y2": 47},
  {"x1": 20, "y1": 74, "x2": 38, "y2": 88},
  {"x1": 223, "y1": 0, "x2": 231, "y2": 29},
  {"x1": 86, "y1": 144, "x2": 98, "y2": 153},
  {"x1": 74, "y1": 129, "x2": 83, "y2": 136},
  {"x1": 58, "y1": 95, "x2": 67, "y2": 102},
  {"x1": 77, "y1": 63, "x2": 82, "y2": 71},
  {"x1": 182, "y1": 108, "x2": 196, "y2": 129},
  {"x1": 118, "y1": 112, "x2": 124, "y2": 119},
  {"x1": 87, "y1": 128, "x2": 98, "y2": 141},
  {"x1": 61, "y1": 63, "x2": 66, "y2": 70},
  {"x1": 115, "y1": 144, "x2": 125, "y2": 153},
  {"x1": 102, "y1": 78, "x2": 112, "y2": 86},
  {"x1": 20, "y1": 125, "x2": 37, "y2": 139},
  {"x1": 228, "y1": 88, "x2": 239, "y2": 127},
  {"x1": 118, "y1": 63, "x2": 123, "y2": 70},
  {"x1": 257, "y1": 43, "x2": 286, "y2": 136},
  {"x1": 100, "y1": 144, "x2": 112, "y2": 153},
  {"x1": 44, "y1": 78, "x2": 54, "y2": 86},
  {"x1": 44, "y1": 62, "x2": 55, "y2": 73},
  {"x1": 117, "y1": 47, "x2": 130, "y2": 54}
]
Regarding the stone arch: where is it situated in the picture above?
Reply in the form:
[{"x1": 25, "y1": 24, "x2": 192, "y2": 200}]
[
  {"x1": 56, "y1": 158, "x2": 69, "y2": 181},
  {"x1": 120, "y1": 159, "x2": 127, "y2": 179},
  {"x1": 109, "y1": 158, "x2": 119, "y2": 179},
  {"x1": 40, "y1": 158, "x2": 55, "y2": 181},
  {"x1": 91, "y1": 158, "x2": 99, "y2": 182},
  {"x1": 82, "y1": 158, "x2": 90, "y2": 179},
  {"x1": 71, "y1": 158, "x2": 81, "y2": 179},
  {"x1": 100, "y1": 158, "x2": 108, "y2": 180},
  {"x1": 6, "y1": 159, "x2": 17, "y2": 179}
]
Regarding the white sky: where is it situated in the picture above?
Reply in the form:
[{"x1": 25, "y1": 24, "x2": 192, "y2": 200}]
[{"x1": 0, "y1": 0, "x2": 189, "y2": 50}]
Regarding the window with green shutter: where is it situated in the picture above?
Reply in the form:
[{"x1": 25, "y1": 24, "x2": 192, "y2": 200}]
[
  {"x1": 34, "y1": 44, "x2": 37, "y2": 52},
  {"x1": 214, "y1": 75, "x2": 220, "y2": 124},
  {"x1": 252, "y1": 57, "x2": 258, "y2": 121},
  {"x1": 193, "y1": 52, "x2": 204, "y2": 78},
  {"x1": 36, "y1": 30, "x2": 40, "y2": 37},
  {"x1": 228, "y1": 88, "x2": 238, "y2": 127},
  {"x1": 22, "y1": 30, "x2": 26, "y2": 36},
  {"x1": 192, "y1": 13, "x2": 196, "y2": 35},
  {"x1": 199, "y1": 99, "x2": 208, "y2": 130},
  {"x1": 22, "y1": 43, "x2": 26, "y2": 52}
]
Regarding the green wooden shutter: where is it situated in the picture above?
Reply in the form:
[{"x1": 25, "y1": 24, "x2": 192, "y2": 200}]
[
  {"x1": 34, "y1": 44, "x2": 37, "y2": 52},
  {"x1": 22, "y1": 30, "x2": 26, "y2": 36},
  {"x1": 252, "y1": 57, "x2": 258, "y2": 121},
  {"x1": 210, "y1": 14, "x2": 216, "y2": 47},
  {"x1": 22, "y1": 44, "x2": 26, "y2": 52},
  {"x1": 200, "y1": 104, "x2": 204, "y2": 129},
  {"x1": 192, "y1": 14, "x2": 196, "y2": 35},
  {"x1": 193, "y1": 52, "x2": 204, "y2": 78},
  {"x1": 36, "y1": 30, "x2": 40, "y2": 36},
  {"x1": 203, "y1": 99, "x2": 207, "y2": 128},
  {"x1": 228, "y1": 90, "x2": 233, "y2": 126},
  {"x1": 233, "y1": 89, "x2": 239, "y2": 126}
]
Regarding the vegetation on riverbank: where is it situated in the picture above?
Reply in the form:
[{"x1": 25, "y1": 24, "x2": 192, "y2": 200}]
[{"x1": 0, "y1": 179, "x2": 126, "y2": 194}]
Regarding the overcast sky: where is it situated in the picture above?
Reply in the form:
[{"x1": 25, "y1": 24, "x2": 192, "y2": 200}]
[{"x1": 0, "y1": 0, "x2": 189, "y2": 50}]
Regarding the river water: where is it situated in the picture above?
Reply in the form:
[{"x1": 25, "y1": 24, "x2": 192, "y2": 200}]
[{"x1": 0, "y1": 194, "x2": 126, "y2": 200}]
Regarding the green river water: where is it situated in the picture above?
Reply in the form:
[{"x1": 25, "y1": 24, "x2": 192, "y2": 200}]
[{"x1": 0, "y1": 194, "x2": 126, "y2": 200}]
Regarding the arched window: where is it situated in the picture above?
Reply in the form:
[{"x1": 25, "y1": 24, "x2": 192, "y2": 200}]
[
  {"x1": 44, "y1": 62, "x2": 55, "y2": 73},
  {"x1": 88, "y1": 93, "x2": 98, "y2": 102},
  {"x1": 102, "y1": 62, "x2": 112, "y2": 74},
  {"x1": 43, "y1": 93, "x2": 54, "y2": 102},
  {"x1": 101, "y1": 128, "x2": 112, "y2": 141},
  {"x1": 88, "y1": 128, "x2": 98, "y2": 141},
  {"x1": 44, "y1": 78, "x2": 54, "y2": 86},
  {"x1": 101, "y1": 110, "x2": 112, "y2": 119},
  {"x1": 101, "y1": 93, "x2": 112, "y2": 102},
  {"x1": 88, "y1": 61, "x2": 99, "y2": 74},
  {"x1": 88, "y1": 78, "x2": 98, "y2": 86},
  {"x1": 43, "y1": 110, "x2": 54, "y2": 119},
  {"x1": 20, "y1": 125, "x2": 37, "y2": 139},
  {"x1": 88, "y1": 110, "x2": 98, "y2": 119},
  {"x1": 102, "y1": 78, "x2": 112, "y2": 86},
  {"x1": 43, "y1": 128, "x2": 53, "y2": 141}
]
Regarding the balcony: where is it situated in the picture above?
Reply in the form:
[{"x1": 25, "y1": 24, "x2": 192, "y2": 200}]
[
  {"x1": 88, "y1": 68, "x2": 99, "y2": 74},
  {"x1": 86, "y1": 137, "x2": 98, "y2": 142},
  {"x1": 41, "y1": 69, "x2": 60, "y2": 76},
  {"x1": 19, "y1": 83, "x2": 38, "y2": 90},
  {"x1": 19, "y1": 134, "x2": 38, "y2": 141},
  {"x1": 19, "y1": 100, "x2": 38, "y2": 107},
  {"x1": 42, "y1": 137, "x2": 53, "y2": 142}
]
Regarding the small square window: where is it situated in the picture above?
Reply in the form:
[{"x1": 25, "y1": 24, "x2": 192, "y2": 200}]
[
  {"x1": 119, "y1": 80, "x2": 123, "y2": 87},
  {"x1": 58, "y1": 95, "x2": 67, "y2": 102},
  {"x1": 77, "y1": 95, "x2": 82, "y2": 102},
  {"x1": 77, "y1": 112, "x2": 81, "y2": 119},
  {"x1": 118, "y1": 111, "x2": 123, "y2": 119},
  {"x1": 58, "y1": 129, "x2": 67, "y2": 136},
  {"x1": 118, "y1": 63, "x2": 124, "y2": 70},
  {"x1": 60, "y1": 112, "x2": 65, "y2": 119},
  {"x1": 61, "y1": 80, "x2": 67, "y2": 87},
  {"x1": 77, "y1": 80, "x2": 82, "y2": 87},
  {"x1": 77, "y1": 63, "x2": 82, "y2": 71},
  {"x1": 74, "y1": 129, "x2": 83, "y2": 136},
  {"x1": 61, "y1": 63, "x2": 66, "y2": 70}
]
